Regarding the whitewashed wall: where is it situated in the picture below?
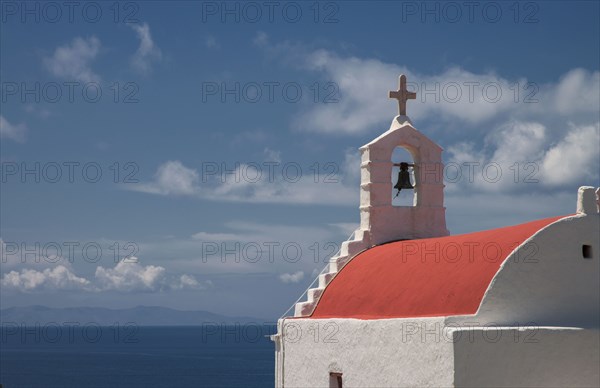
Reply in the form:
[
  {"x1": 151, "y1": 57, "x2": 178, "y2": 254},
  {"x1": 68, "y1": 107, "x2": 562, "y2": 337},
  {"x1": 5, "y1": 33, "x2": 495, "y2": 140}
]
[
  {"x1": 275, "y1": 317, "x2": 454, "y2": 387},
  {"x1": 276, "y1": 319, "x2": 599, "y2": 387},
  {"x1": 452, "y1": 327, "x2": 600, "y2": 387}
]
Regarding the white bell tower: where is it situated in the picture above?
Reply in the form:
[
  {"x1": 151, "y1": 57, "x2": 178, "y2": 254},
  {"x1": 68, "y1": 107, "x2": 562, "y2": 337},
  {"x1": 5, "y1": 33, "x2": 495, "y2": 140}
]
[{"x1": 359, "y1": 75, "x2": 449, "y2": 245}]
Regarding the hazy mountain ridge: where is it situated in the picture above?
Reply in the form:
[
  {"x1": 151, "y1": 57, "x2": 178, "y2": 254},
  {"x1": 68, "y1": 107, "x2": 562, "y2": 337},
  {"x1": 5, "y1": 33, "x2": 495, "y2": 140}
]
[{"x1": 0, "y1": 305, "x2": 269, "y2": 326}]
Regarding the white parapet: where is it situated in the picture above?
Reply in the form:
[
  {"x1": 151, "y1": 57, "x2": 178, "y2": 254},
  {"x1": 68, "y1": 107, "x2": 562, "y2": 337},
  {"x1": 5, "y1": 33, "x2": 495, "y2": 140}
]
[
  {"x1": 292, "y1": 228, "x2": 370, "y2": 318},
  {"x1": 577, "y1": 186, "x2": 599, "y2": 214}
]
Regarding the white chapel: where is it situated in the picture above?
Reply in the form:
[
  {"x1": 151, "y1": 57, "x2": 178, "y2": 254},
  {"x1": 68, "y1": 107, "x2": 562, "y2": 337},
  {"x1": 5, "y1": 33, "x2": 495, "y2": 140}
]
[{"x1": 271, "y1": 75, "x2": 600, "y2": 388}]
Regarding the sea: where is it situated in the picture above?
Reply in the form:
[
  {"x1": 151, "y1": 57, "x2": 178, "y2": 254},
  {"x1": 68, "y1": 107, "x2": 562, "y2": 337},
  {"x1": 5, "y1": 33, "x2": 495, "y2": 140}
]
[{"x1": 0, "y1": 325, "x2": 276, "y2": 387}]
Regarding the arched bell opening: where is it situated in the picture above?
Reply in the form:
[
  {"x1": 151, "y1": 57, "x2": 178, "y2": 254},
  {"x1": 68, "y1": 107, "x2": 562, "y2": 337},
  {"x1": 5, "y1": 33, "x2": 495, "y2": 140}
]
[{"x1": 391, "y1": 146, "x2": 417, "y2": 207}]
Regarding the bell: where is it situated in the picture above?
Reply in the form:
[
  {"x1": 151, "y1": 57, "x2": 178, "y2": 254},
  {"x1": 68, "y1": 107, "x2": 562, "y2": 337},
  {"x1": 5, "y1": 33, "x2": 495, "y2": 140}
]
[
  {"x1": 394, "y1": 162, "x2": 414, "y2": 197},
  {"x1": 394, "y1": 171, "x2": 414, "y2": 190}
]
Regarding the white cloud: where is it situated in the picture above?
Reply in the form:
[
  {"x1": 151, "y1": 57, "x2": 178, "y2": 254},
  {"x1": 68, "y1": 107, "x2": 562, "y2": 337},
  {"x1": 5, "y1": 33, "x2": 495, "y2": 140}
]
[
  {"x1": 445, "y1": 121, "x2": 546, "y2": 192},
  {"x1": 551, "y1": 69, "x2": 600, "y2": 115},
  {"x1": 279, "y1": 271, "x2": 304, "y2": 283},
  {"x1": 130, "y1": 23, "x2": 162, "y2": 74},
  {"x1": 540, "y1": 123, "x2": 600, "y2": 185},
  {"x1": 208, "y1": 162, "x2": 357, "y2": 205},
  {"x1": 0, "y1": 115, "x2": 27, "y2": 142},
  {"x1": 94, "y1": 259, "x2": 209, "y2": 293},
  {"x1": 294, "y1": 49, "x2": 403, "y2": 134},
  {"x1": 256, "y1": 38, "x2": 522, "y2": 132},
  {"x1": 95, "y1": 259, "x2": 166, "y2": 292},
  {"x1": 174, "y1": 274, "x2": 212, "y2": 290},
  {"x1": 152, "y1": 160, "x2": 199, "y2": 195},
  {"x1": 1, "y1": 265, "x2": 91, "y2": 292},
  {"x1": 254, "y1": 33, "x2": 600, "y2": 135},
  {"x1": 129, "y1": 157, "x2": 358, "y2": 206},
  {"x1": 43, "y1": 36, "x2": 101, "y2": 83},
  {"x1": 133, "y1": 160, "x2": 199, "y2": 196},
  {"x1": 301, "y1": 53, "x2": 598, "y2": 134},
  {"x1": 1, "y1": 255, "x2": 207, "y2": 294},
  {"x1": 488, "y1": 121, "x2": 547, "y2": 163},
  {"x1": 446, "y1": 121, "x2": 599, "y2": 192}
]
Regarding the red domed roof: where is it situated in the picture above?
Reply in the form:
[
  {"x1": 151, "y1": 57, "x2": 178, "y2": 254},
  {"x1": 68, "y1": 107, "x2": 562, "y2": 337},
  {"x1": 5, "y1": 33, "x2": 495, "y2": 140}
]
[{"x1": 310, "y1": 215, "x2": 566, "y2": 319}]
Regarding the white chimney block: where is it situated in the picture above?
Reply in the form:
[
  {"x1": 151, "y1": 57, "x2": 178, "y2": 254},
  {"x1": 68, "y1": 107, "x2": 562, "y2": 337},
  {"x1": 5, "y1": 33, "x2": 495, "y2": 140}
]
[{"x1": 576, "y1": 186, "x2": 598, "y2": 214}]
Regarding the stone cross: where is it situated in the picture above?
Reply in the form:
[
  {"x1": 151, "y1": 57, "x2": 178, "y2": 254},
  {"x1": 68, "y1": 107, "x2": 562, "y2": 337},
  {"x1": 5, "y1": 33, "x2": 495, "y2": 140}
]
[{"x1": 389, "y1": 74, "x2": 416, "y2": 116}]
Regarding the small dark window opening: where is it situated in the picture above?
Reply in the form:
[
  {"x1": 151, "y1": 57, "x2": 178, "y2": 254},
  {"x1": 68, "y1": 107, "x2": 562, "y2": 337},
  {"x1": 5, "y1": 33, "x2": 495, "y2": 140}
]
[
  {"x1": 329, "y1": 372, "x2": 342, "y2": 388},
  {"x1": 582, "y1": 245, "x2": 593, "y2": 259}
]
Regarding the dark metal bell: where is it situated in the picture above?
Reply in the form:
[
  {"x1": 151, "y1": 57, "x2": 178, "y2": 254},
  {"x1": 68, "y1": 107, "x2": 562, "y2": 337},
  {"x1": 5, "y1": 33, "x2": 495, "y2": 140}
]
[
  {"x1": 394, "y1": 162, "x2": 414, "y2": 197},
  {"x1": 394, "y1": 171, "x2": 414, "y2": 190}
]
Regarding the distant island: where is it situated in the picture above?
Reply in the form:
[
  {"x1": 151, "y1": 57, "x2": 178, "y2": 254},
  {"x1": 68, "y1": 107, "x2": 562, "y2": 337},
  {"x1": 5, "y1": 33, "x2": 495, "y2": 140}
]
[{"x1": 0, "y1": 305, "x2": 269, "y2": 326}]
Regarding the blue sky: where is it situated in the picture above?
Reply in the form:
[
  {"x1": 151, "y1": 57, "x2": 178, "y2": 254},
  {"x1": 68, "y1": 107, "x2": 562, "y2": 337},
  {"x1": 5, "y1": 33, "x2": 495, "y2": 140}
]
[{"x1": 1, "y1": 1, "x2": 599, "y2": 320}]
